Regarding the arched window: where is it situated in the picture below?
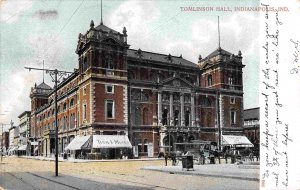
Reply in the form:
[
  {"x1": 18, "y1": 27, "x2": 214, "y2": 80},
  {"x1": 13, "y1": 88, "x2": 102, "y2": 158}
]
[
  {"x1": 207, "y1": 74, "x2": 213, "y2": 86},
  {"x1": 63, "y1": 102, "x2": 67, "y2": 111},
  {"x1": 142, "y1": 108, "x2": 149, "y2": 125},
  {"x1": 70, "y1": 98, "x2": 75, "y2": 107}
]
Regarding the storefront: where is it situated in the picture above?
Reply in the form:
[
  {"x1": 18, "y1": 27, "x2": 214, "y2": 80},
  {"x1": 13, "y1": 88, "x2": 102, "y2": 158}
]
[
  {"x1": 17, "y1": 145, "x2": 27, "y2": 156},
  {"x1": 65, "y1": 135, "x2": 132, "y2": 159},
  {"x1": 221, "y1": 135, "x2": 254, "y2": 148}
]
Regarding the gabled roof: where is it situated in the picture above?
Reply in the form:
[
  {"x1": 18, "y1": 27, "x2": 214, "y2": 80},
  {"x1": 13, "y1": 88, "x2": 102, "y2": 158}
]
[
  {"x1": 127, "y1": 49, "x2": 198, "y2": 68},
  {"x1": 160, "y1": 75, "x2": 195, "y2": 88}
]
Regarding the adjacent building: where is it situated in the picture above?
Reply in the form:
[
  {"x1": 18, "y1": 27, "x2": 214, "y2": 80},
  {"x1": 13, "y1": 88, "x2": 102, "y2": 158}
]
[
  {"x1": 243, "y1": 107, "x2": 259, "y2": 148},
  {"x1": 18, "y1": 111, "x2": 31, "y2": 155},
  {"x1": 1, "y1": 132, "x2": 9, "y2": 153},
  {"x1": 29, "y1": 20, "x2": 246, "y2": 158}
]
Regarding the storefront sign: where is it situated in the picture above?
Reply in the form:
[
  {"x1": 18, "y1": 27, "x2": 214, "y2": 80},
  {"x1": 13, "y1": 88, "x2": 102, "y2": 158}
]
[{"x1": 93, "y1": 135, "x2": 132, "y2": 148}]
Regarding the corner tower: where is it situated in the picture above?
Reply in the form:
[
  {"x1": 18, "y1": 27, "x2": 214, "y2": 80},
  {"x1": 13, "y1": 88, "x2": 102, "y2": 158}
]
[{"x1": 75, "y1": 20, "x2": 130, "y2": 135}]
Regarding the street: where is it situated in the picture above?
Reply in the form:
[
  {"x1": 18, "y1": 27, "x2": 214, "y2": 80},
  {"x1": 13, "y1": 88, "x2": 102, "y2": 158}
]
[{"x1": 0, "y1": 157, "x2": 259, "y2": 190}]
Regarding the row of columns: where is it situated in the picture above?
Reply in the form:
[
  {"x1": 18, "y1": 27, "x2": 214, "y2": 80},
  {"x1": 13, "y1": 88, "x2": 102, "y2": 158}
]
[{"x1": 157, "y1": 91, "x2": 195, "y2": 126}]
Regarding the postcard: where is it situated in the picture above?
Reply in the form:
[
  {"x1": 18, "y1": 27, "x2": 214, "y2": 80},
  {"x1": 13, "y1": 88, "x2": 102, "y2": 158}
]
[{"x1": 0, "y1": 0, "x2": 299, "y2": 190}]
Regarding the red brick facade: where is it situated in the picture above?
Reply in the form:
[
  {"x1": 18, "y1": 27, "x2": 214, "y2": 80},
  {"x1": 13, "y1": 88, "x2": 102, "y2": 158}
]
[{"x1": 29, "y1": 21, "x2": 245, "y2": 158}]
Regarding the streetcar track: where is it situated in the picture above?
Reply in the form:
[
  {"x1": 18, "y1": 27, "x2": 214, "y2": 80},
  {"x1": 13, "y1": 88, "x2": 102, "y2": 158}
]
[
  {"x1": 79, "y1": 172, "x2": 176, "y2": 190},
  {"x1": 6, "y1": 172, "x2": 40, "y2": 190},
  {"x1": 27, "y1": 172, "x2": 82, "y2": 190},
  {"x1": 3, "y1": 160, "x2": 176, "y2": 190}
]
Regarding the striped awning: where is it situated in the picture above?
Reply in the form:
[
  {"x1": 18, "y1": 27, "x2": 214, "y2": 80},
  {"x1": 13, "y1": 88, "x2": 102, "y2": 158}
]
[
  {"x1": 222, "y1": 135, "x2": 254, "y2": 147},
  {"x1": 65, "y1": 136, "x2": 91, "y2": 150}
]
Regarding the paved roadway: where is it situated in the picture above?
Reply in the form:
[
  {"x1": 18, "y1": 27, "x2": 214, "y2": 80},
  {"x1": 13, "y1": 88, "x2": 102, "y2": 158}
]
[{"x1": 0, "y1": 157, "x2": 259, "y2": 190}]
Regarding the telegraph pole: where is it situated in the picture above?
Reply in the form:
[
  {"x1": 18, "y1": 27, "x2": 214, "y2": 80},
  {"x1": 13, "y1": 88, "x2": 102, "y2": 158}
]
[{"x1": 25, "y1": 66, "x2": 73, "y2": 176}]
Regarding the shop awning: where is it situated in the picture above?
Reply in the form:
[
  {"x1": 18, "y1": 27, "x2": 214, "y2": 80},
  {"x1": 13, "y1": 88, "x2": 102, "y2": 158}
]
[
  {"x1": 65, "y1": 135, "x2": 91, "y2": 150},
  {"x1": 18, "y1": 145, "x2": 27, "y2": 151},
  {"x1": 222, "y1": 135, "x2": 254, "y2": 147},
  {"x1": 31, "y1": 141, "x2": 38, "y2": 146},
  {"x1": 93, "y1": 135, "x2": 132, "y2": 149}
]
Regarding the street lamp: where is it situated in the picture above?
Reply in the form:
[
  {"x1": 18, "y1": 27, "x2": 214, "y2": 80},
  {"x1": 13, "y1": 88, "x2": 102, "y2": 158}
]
[{"x1": 25, "y1": 66, "x2": 73, "y2": 177}]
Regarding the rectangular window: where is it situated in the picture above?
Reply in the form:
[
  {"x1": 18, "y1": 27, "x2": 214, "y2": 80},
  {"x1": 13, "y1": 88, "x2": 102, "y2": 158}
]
[
  {"x1": 105, "y1": 85, "x2": 114, "y2": 94},
  {"x1": 230, "y1": 111, "x2": 236, "y2": 125},
  {"x1": 228, "y1": 76, "x2": 233, "y2": 85},
  {"x1": 83, "y1": 87, "x2": 87, "y2": 95},
  {"x1": 230, "y1": 97, "x2": 235, "y2": 104},
  {"x1": 83, "y1": 104, "x2": 87, "y2": 120},
  {"x1": 105, "y1": 100, "x2": 115, "y2": 119}
]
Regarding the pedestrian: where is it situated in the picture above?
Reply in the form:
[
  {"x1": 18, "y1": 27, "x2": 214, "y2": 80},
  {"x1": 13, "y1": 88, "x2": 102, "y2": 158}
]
[
  {"x1": 164, "y1": 152, "x2": 168, "y2": 166},
  {"x1": 249, "y1": 151, "x2": 254, "y2": 162},
  {"x1": 209, "y1": 151, "x2": 215, "y2": 164},
  {"x1": 171, "y1": 152, "x2": 177, "y2": 166}
]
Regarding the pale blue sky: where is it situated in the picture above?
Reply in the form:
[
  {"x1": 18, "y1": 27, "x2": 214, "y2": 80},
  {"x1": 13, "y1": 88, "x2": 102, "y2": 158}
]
[{"x1": 0, "y1": 0, "x2": 260, "y2": 128}]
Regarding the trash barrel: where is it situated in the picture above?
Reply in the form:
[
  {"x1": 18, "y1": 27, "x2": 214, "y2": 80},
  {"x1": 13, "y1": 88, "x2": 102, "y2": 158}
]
[
  {"x1": 182, "y1": 155, "x2": 194, "y2": 171},
  {"x1": 63, "y1": 153, "x2": 67, "y2": 159}
]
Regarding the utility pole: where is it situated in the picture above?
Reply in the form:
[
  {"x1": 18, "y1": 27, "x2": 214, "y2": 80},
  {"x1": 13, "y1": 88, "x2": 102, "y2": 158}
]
[
  {"x1": 25, "y1": 66, "x2": 73, "y2": 176},
  {"x1": 1, "y1": 124, "x2": 3, "y2": 162}
]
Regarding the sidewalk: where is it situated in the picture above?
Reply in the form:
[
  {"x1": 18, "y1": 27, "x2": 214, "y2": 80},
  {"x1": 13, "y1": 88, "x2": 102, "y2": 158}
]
[
  {"x1": 142, "y1": 163, "x2": 259, "y2": 181},
  {"x1": 20, "y1": 155, "x2": 164, "y2": 163}
]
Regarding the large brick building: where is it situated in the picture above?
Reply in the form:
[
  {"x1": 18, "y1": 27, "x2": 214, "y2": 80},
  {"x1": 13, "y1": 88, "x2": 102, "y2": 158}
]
[{"x1": 29, "y1": 20, "x2": 245, "y2": 158}]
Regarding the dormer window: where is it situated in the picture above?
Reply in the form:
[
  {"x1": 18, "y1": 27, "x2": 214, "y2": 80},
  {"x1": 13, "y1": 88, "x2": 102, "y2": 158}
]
[{"x1": 207, "y1": 74, "x2": 213, "y2": 86}]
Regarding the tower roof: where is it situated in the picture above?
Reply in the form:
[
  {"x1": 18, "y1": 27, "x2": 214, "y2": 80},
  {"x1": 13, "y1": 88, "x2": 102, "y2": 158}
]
[
  {"x1": 36, "y1": 82, "x2": 52, "y2": 90},
  {"x1": 30, "y1": 82, "x2": 52, "y2": 96},
  {"x1": 95, "y1": 23, "x2": 119, "y2": 34},
  {"x1": 205, "y1": 47, "x2": 232, "y2": 59}
]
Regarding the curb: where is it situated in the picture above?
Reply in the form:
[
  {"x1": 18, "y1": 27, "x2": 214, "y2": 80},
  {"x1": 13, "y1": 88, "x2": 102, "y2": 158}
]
[
  {"x1": 141, "y1": 167, "x2": 259, "y2": 181},
  {"x1": 19, "y1": 156, "x2": 164, "y2": 163}
]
